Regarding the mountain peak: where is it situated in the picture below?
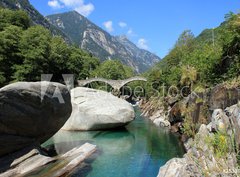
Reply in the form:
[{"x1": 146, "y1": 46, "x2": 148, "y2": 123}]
[
  {"x1": 115, "y1": 35, "x2": 132, "y2": 43},
  {"x1": 48, "y1": 10, "x2": 85, "y2": 19},
  {"x1": 47, "y1": 12, "x2": 161, "y2": 73},
  {"x1": 116, "y1": 35, "x2": 129, "y2": 40},
  {"x1": 67, "y1": 10, "x2": 84, "y2": 17},
  {"x1": 71, "y1": 10, "x2": 82, "y2": 15},
  {"x1": 0, "y1": 0, "x2": 160, "y2": 72}
]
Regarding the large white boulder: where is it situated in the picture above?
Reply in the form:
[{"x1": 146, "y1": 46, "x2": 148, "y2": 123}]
[{"x1": 62, "y1": 87, "x2": 135, "y2": 131}]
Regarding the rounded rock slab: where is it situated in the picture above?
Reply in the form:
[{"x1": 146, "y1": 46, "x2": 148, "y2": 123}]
[
  {"x1": 62, "y1": 87, "x2": 135, "y2": 131},
  {"x1": 0, "y1": 81, "x2": 72, "y2": 157}
]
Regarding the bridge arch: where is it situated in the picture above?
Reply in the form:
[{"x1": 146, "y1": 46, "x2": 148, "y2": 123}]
[
  {"x1": 117, "y1": 77, "x2": 147, "y2": 89},
  {"x1": 78, "y1": 78, "x2": 115, "y2": 89},
  {"x1": 78, "y1": 76, "x2": 147, "y2": 91}
]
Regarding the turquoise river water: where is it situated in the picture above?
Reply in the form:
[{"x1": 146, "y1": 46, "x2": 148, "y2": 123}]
[{"x1": 42, "y1": 108, "x2": 185, "y2": 177}]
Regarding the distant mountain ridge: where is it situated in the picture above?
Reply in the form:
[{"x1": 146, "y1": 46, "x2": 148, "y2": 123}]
[
  {"x1": 0, "y1": 0, "x2": 161, "y2": 72},
  {"x1": 46, "y1": 11, "x2": 161, "y2": 73}
]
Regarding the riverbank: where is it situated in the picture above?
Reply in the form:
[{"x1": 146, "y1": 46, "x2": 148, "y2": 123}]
[
  {"x1": 1, "y1": 80, "x2": 238, "y2": 177},
  {"x1": 140, "y1": 83, "x2": 240, "y2": 176}
]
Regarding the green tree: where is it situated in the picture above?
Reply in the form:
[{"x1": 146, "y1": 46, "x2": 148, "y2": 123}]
[
  {"x1": 166, "y1": 30, "x2": 195, "y2": 67},
  {"x1": 91, "y1": 60, "x2": 133, "y2": 80},
  {"x1": 180, "y1": 65, "x2": 197, "y2": 87},
  {"x1": 0, "y1": 9, "x2": 30, "y2": 30},
  {"x1": 0, "y1": 9, "x2": 102, "y2": 86},
  {"x1": 184, "y1": 43, "x2": 222, "y2": 84},
  {"x1": 13, "y1": 26, "x2": 51, "y2": 81},
  {"x1": 79, "y1": 52, "x2": 100, "y2": 79},
  {"x1": 0, "y1": 25, "x2": 23, "y2": 85},
  {"x1": 49, "y1": 36, "x2": 70, "y2": 81}
]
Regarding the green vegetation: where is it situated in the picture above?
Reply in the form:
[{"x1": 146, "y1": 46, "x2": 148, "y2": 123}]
[
  {"x1": 91, "y1": 60, "x2": 134, "y2": 80},
  {"x1": 180, "y1": 105, "x2": 200, "y2": 138},
  {"x1": 0, "y1": 9, "x2": 137, "y2": 87},
  {"x1": 143, "y1": 12, "x2": 240, "y2": 144},
  {"x1": 205, "y1": 130, "x2": 232, "y2": 158},
  {"x1": 0, "y1": 8, "x2": 239, "y2": 95},
  {"x1": 0, "y1": 9, "x2": 100, "y2": 86},
  {"x1": 145, "y1": 12, "x2": 240, "y2": 97},
  {"x1": 0, "y1": 9, "x2": 30, "y2": 30},
  {"x1": 181, "y1": 115, "x2": 197, "y2": 138}
]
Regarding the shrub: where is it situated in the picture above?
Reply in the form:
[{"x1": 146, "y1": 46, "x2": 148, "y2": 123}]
[{"x1": 206, "y1": 131, "x2": 230, "y2": 158}]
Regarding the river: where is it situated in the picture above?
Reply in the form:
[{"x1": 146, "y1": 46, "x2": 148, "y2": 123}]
[{"x1": 42, "y1": 108, "x2": 185, "y2": 177}]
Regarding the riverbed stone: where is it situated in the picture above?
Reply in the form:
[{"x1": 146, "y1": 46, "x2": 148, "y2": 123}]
[
  {"x1": 225, "y1": 104, "x2": 240, "y2": 148},
  {"x1": 149, "y1": 110, "x2": 164, "y2": 121},
  {"x1": 153, "y1": 117, "x2": 171, "y2": 128},
  {"x1": 62, "y1": 87, "x2": 135, "y2": 131},
  {"x1": 157, "y1": 158, "x2": 201, "y2": 177},
  {"x1": 0, "y1": 81, "x2": 72, "y2": 157},
  {"x1": 211, "y1": 109, "x2": 230, "y2": 132},
  {"x1": 207, "y1": 122, "x2": 213, "y2": 132},
  {"x1": 157, "y1": 158, "x2": 186, "y2": 177}
]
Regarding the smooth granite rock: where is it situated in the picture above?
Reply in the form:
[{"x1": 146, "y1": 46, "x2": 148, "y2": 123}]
[
  {"x1": 0, "y1": 81, "x2": 72, "y2": 157},
  {"x1": 62, "y1": 87, "x2": 135, "y2": 131}
]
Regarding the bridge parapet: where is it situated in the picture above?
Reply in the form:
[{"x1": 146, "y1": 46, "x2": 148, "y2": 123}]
[{"x1": 78, "y1": 76, "x2": 147, "y2": 90}]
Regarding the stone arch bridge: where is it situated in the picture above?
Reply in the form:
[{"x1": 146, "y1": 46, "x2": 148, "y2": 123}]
[{"x1": 78, "y1": 76, "x2": 147, "y2": 91}]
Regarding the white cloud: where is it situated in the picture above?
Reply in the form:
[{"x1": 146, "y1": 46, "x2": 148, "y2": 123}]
[
  {"x1": 103, "y1": 21, "x2": 114, "y2": 32},
  {"x1": 137, "y1": 38, "x2": 149, "y2": 50},
  {"x1": 119, "y1": 22, "x2": 127, "y2": 28},
  {"x1": 48, "y1": 0, "x2": 62, "y2": 9},
  {"x1": 48, "y1": 0, "x2": 94, "y2": 16},
  {"x1": 126, "y1": 28, "x2": 138, "y2": 37},
  {"x1": 74, "y1": 3, "x2": 94, "y2": 16},
  {"x1": 59, "y1": 0, "x2": 79, "y2": 6},
  {"x1": 127, "y1": 28, "x2": 133, "y2": 35}
]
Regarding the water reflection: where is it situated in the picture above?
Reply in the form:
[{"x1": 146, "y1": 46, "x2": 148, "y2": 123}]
[
  {"x1": 42, "y1": 108, "x2": 185, "y2": 177},
  {"x1": 49, "y1": 128, "x2": 135, "y2": 155}
]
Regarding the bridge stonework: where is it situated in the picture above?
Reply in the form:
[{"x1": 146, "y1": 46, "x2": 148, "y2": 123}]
[{"x1": 77, "y1": 76, "x2": 147, "y2": 91}]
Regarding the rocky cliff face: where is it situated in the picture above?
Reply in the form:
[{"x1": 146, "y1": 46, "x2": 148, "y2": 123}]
[
  {"x1": 140, "y1": 83, "x2": 240, "y2": 177},
  {"x1": 46, "y1": 11, "x2": 160, "y2": 73},
  {"x1": 140, "y1": 83, "x2": 240, "y2": 131},
  {"x1": 158, "y1": 126, "x2": 238, "y2": 177},
  {"x1": 158, "y1": 105, "x2": 240, "y2": 177}
]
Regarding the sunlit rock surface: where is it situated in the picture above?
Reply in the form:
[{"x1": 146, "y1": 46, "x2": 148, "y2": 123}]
[{"x1": 62, "y1": 87, "x2": 135, "y2": 131}]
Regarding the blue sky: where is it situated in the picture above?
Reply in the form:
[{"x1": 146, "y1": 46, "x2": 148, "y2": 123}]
[{"x1": 29, "y1": 0, "x2": 240, "y2": 58}]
